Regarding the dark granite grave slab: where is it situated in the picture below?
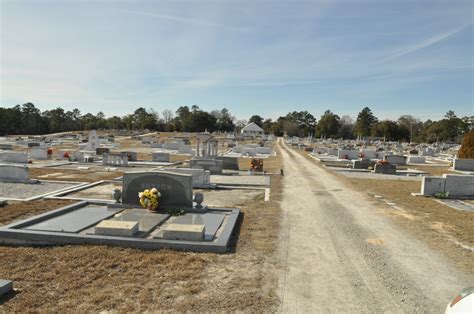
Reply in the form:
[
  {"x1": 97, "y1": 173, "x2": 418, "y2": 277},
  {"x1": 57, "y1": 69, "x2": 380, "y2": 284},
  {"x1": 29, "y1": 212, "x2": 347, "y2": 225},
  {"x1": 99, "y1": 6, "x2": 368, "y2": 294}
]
[
  {"x1": 0, "y1": 279, "x2": 13, "y2": 296},
  {"x1": 25, "y1": 206, "x2": 121, "y2": 233}
]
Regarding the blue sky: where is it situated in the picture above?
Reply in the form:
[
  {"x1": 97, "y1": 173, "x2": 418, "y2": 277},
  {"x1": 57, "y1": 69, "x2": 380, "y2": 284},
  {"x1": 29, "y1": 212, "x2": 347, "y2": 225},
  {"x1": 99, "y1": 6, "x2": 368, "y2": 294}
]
[{"x1": 1, "y1": 0, "x2": 472, "y2": 121}]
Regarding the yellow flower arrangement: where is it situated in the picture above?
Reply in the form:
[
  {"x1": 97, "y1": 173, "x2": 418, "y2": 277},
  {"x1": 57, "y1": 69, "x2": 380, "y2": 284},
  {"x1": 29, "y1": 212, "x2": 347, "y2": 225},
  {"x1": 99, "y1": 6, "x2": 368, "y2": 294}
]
[{"x1": 138, "y1": 188, "x2": 161, "y2": 211}]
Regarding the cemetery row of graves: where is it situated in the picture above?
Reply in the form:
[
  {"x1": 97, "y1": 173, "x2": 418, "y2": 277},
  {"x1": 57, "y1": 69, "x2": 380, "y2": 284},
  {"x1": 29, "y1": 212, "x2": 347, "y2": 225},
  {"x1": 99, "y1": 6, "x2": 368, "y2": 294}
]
[{"x1": 0, "y1": 129, "x2": 285, "y2": 310}]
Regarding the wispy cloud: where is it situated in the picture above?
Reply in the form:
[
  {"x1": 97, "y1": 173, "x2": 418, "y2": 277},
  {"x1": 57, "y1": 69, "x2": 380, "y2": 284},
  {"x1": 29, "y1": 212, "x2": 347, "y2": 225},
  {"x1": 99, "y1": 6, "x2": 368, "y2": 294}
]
[
  {"x1": 380, "y1": 22, "x2": 472, "y2": 62},
  {"x1": 120, "y1": 9, "x2": 249, "y2": 32}
]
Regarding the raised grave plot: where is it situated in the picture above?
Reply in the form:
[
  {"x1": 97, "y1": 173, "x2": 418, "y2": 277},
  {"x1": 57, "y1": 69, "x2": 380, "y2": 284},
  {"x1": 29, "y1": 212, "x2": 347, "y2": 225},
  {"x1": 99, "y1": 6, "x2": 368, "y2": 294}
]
[
  {"x1": 0, "y1": 201, "x2": 240, "y2": 253},
  {"x1": 0, "y1": 180, "x2": 85, "y2": 201},
  {"x1": 211, "y1": 174, "x2": 271, "y2": 186},
  {"x1": 46, "y1": 180, "x2": 122, "y2": 202}
]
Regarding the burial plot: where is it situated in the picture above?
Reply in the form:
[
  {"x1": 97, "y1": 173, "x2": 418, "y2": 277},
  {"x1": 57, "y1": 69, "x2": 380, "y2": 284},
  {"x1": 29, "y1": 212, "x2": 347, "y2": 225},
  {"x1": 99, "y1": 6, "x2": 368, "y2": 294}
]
[
  {"x1": 152, "y1": 152, "x2": 170, "y2": 162},
  {"x1": 384, "y1": 155, "x2": 407, "y2": 166},
  {"x1": 161, "y1": 168, "x2": 211, "y2": 188},
  {"x1": 122, "y1": 171, "x2": 193, "y2": 209},
  {"x1": 0, "y1": 164, "x2": 35, "y2": 183},
  {"x1": 453, "y1": 158, "x2": 474, "y2": 171},
  {"x1": 30, "y1": 147, "x2": 49, "y2": 160},
  {"x1": 0, "y1": 151, "x2": 27, "y2": 164},
  {"x1": 215, "y1": 156, "x2": 239, "y2": 170},
  {"x1": 190, "y1": 158, "x2": 223, "y2": 175}
]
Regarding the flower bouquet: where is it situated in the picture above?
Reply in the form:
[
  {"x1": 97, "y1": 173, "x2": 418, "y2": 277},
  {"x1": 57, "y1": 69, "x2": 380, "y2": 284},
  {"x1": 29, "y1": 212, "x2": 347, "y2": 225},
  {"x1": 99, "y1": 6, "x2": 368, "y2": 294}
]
[{"x1": 139, "y1": 188, "x2": 161, "y2": 212}]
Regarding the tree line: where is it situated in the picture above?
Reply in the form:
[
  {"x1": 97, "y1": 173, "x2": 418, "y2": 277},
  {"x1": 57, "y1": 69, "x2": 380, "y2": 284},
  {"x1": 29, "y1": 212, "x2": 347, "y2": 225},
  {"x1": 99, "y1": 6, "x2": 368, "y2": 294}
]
[{"x1": 0, "y1": 103, "x2": 471, "y2": 143}]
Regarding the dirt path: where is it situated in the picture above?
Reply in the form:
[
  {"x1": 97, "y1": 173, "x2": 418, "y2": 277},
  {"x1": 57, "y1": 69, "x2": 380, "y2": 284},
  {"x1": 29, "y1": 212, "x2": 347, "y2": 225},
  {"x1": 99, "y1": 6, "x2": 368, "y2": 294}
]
[{"x1": 276, "y1": 138, "x2": 472, "y2": 312}]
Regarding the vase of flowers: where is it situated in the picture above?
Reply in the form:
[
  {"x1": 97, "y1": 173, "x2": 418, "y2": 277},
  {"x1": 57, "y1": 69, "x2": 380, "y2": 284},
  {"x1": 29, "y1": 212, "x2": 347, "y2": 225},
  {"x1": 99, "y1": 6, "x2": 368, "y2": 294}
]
[{"x1": 139, "y1": 188, "x2": 161, "y2": 212}]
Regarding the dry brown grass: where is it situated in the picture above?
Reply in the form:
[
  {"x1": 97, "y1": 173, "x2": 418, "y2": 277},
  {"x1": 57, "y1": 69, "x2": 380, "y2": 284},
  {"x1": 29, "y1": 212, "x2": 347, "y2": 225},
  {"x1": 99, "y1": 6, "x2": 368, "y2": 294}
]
[
  {"x1": 0, "y1": 199, "x2": 76, "y2": 226},
  {"x1": 0, "y1": 153, "x2": 283, "y2": 311},
  {"x1": 294, "y1": 148, "x2": 474, "y2": 275},
  {"x1": 29, "y1": 168, "x2": 124, "y2": 183}
]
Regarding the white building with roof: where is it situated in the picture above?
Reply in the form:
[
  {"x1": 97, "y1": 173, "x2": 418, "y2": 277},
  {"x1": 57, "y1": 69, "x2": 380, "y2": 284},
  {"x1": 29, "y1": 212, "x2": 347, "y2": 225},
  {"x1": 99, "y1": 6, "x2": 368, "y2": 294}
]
[{"x1": 241, "y1": 122, "x2": 264, "y2": 137}]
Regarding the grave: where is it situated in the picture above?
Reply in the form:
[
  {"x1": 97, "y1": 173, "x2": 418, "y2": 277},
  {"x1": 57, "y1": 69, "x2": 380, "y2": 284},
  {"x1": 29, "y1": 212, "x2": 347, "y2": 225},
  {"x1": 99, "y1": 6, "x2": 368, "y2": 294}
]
[
  {"x1": 152, "y1": 152, "x2": 170, "y2": 162},
  {"x1": 0, "y1": 280, "x2": 13, "y2": 296},
  {"x1": 338, "y1": 149, "x2": 359, "y2": 160},
  {"x1": 0, "y1": 144, "x2": 13, "y2": 150},
  {"x1": 103, "y1": 153, "x2": 129, "y2": 167},
  {"x1": 215, "y1": 156, "x2": 239, "y2": 170},
  {"x1": 120, "y1": 151, "x2": 138, "y2": 161},
  {"x1": 407, "y1": 156, "x2": 426, "y2": 164},
  {"x1": 0, "y1": 151, "x2": 27, "y2": 164},
  {"x1": 122, "y1": 171, "x2": 193, "y2": 209},
  {"x1": 373, "y1": 164, "x2": 397, "y2": 175},
  {"x1": 86, "y1": 130, "x2": 99, "y2": 151},
  {"x1": 420, "y1": 174, "x2": 474, "y2": 197},
  {"x1": 161, "y1": 168, "x2": 212, "y2": 188},
  {"x1": 453, "y1": 158, "x2": 474, "y2": 171},
  {"x1": 190, "y1": 158, "x2": 223, "y2": 175},
  {"x1": 384, "y1": 154, "x2": 407, "y2": 165},
  {"x1": 96, "y1": 147, "x2": 110, "y2": 155},
  {"x1": 352, "y1": 159, "x2": 371, "y2": 169},
  {"x1": 30, "y1": 147, "x2": 49, "y2": 160},
  {"x1": 0, "y1": 164, "x2": 36, "y2": 183}
]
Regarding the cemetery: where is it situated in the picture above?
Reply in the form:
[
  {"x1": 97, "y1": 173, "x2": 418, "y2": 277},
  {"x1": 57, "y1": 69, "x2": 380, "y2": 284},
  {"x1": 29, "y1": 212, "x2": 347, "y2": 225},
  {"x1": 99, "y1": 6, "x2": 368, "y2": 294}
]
[{"x1": 0, "y1": 128, "x2": 471, "y2": 311}]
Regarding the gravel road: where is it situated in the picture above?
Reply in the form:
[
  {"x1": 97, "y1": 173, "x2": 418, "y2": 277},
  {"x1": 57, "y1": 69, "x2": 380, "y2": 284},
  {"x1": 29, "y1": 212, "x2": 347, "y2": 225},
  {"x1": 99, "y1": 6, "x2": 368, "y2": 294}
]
[{"x1": 276, "y1": 138, "x2": 472, "y2": 312}]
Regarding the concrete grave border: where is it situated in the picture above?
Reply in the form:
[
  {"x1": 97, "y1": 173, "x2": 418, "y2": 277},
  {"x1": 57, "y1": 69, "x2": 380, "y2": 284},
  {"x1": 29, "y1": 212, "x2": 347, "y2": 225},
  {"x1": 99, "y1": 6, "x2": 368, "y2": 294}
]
[
  {"x1": 0, "y1": 180, "x2": 88, "y2": 202},
  {"x1": 0, "y1": 201, "x2": 240, "y2": 253},
  {"x1": 44, "y1": 180, "x2": 122, "y2": 203}
]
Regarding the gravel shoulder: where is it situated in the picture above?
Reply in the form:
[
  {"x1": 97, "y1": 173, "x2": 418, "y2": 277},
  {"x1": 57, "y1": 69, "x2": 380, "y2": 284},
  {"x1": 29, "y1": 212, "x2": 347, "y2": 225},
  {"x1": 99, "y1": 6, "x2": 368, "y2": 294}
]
[{"x1": 277, "y1": 138, "x2": 472, "y2": 312}]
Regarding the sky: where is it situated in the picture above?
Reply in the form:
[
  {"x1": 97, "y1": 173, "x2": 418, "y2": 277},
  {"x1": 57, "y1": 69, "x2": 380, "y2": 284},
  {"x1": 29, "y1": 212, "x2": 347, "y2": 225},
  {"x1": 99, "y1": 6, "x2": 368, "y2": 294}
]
[{"x1": 0, "y1": 0, "x2": 473, "y2": 122}]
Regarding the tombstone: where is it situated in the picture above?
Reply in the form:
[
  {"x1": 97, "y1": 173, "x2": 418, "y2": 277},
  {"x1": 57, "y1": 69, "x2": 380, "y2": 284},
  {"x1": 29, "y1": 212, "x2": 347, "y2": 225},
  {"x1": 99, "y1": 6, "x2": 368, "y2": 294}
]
[
  {"x1": 120, "y1": 151, "x2": 137, "y2": 161},
  {"x1": 0, "y1": 144, "x2": 13, "y2": 150},
  {"x1": 0, "y1": 151, "x2": 27, "y2": 164},
  {"x1": 384, "y1": 155, "x2": 407, "y2": 166},
  {"x1": 27, "y1": 142, "x2": 40, "y2": 147},
  {"x1": 190, "y1": 158, "x2": 223, "y2": 175},
  {"x1": 444, "y1": 174, "x2": 474, "y2": 197},
  {"x1": 73, "y1": 151, "x2": 85, "y2": 162},
  {"x1": 407, "y1": 156, "x2": 426, "y2": 164},
  {"x1": 374, "y1": 164, "x2": 396, "y2": 175},
  {"x1": 338, "y1": 149, "x2": 359, "y2": 160},
  {"x1": 256, "y1": 147, "x2": 272, "y2": 154},
  {"x1": 0, "y1": 164, "x2": 34, "y2": 183},
  {"x1": 103, "y1": 153, "x2": 128, "y2": 167},
  {"x1": 86, "y1": 130, "x2": 99, "y2": 151},
  {"x1": 352, "y1": 159, "x2": 371, "y2": 169},
  {"x1": 96, "y1": 147, "x2": 110, "y2": 155},
  {"x1": 360, "y1": 149, "x2": 377, "y2": 159},
  {"x1": 152, "y1": 152, "x2": 170, "y2": 162},
  {"x1": 30, "y1": 147, "x2": 49, "y2": 160},
  {"x1": 421, "y1": 176, "x2": 446, "y2": 196},
  {"x1": 215, "y1": 156, "x2": 239, "y2": 170},
  {"x1": 150, "y1": 142, "x2": 163, "y2": 148},
  {"x1": 122, "y1": 171, "x2": 193, "y2": 209},
  {"x1": 453, "y1": 158, "x2": 474, "y2": 171},
  {"x1": 196, "y1": 134, "x2": 211, "y2": 157}
]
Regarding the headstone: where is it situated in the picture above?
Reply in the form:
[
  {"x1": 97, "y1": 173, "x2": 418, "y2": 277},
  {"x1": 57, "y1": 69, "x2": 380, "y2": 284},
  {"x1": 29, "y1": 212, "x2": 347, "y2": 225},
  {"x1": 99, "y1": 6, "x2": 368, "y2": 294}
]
[
  {"x1": 162, "y1": 224, "x2": 205, "y2": 241},
  {"x1": 190, "y1": 158, "x2": 223, "y2": 175},
  {"x1": 96, "y1": 147, "x2": 110, "y2": 155},
  {"x1": 0, "y1": 144, "x2": 13, "y2": 150},
  {"x1": 30, "y1": 147, "x2": 49, "y2": 160},
  {"x1": 152, "y1": 152, "x2": 170, "y2": 162},
  {"x1": 0, "y1": 151, "x2": 27, "y2": 164},
  {"x1": 122, "y1": 171, "x2": 193, "y2": 209},
  {"x1": 0, "y1": 164, "x2": 32, "y2": 182},
  {"x1": 215, "y1": 156, "x2": 239, "y2": 170},
  {"x1": 421, "y1": 177, "x2": 446, "y2": 196},
  {"x1": 86, "y1": 130, "x2": 99, "y2": 151},
  {"x1": 384, "y1": 155, "x2": 407, "y2": 166},
  {"x1": 374, "y1": 164, "x2": 396, "y2": 174},
  {"x1": 407, "y1": 156, "x2": 426, "y2": 164},
  {"x1": 444, "y1": 174, "x2": 474, "y2": 197},
  {"x1": 103, "y1": 153, "x2": 128, "y2": 167},
  {"x1": 0, "y1": 280, "x2": 13, "y2": 296},
  {"x1": 453, "y1": 158, "x2": 474, "y2": 171},
  {"x1": 120, "y1": 151, "x2": 137, "y2": 161},
  {"x1": 352, "y1": 159, "x2": 371, "y2": 169},
  {"x1": 163, "y1": 168, "x2": 211, "y2": 188}
]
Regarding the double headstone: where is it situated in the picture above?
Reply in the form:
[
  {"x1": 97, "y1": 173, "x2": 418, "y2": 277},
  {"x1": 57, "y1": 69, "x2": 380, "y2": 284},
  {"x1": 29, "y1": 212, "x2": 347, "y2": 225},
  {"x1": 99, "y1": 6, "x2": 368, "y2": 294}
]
[
  {"x1": 190, "y1": 158, "x2": 223, "y2": 175},
  {"x1": 122, "y1": 171, "x2": 193, "y2": 209}
]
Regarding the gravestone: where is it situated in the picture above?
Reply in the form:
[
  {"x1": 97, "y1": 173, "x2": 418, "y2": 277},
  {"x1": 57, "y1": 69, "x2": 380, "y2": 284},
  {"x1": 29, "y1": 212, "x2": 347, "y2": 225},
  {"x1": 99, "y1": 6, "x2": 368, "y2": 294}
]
[
  {"x1": 122, "y1": 171, "x2": 193, "y2": 209},
  {"x1": 190, "y1": 158, "x2": 223, "y2": 175},
  {"x1": 0, "y1": 144, "x2": 13, "y2": 150},
  {"x1": 163, "y1": 168, "x2": 211, "y2": 188},
  {"x1": 0, "y1": 280, "x2": 13, "y2": 296},
  {"x1": 30, "y1": 147, "x2": 49, "y2": 160},
  {"x1": 152, "y1": 152, "x2": 170, "y2": 162},
  {"x1": 120, "y1": 151, "x2": 138, "y2": 161},
  {"x1": 352, "y1": 159, "x2": 371, "y2": 169},
  {"x1": 0, "y1": 164, "x2": 32, "y2": 182},
  {"x1": 103, "y1": 153, "x2": 128, "y2": 167},
  {"x1": 0, "y1": 151, "x2": 27, "y2": 164},
  {"x1": 453, "y1": 158, "x2": 474, "y2": 171},
  {"x1": 86, "y1": 130, "x2": 99, "y2": 151},
  {"x1": 374, "y1": 164, "x2": 396, "y2": 175},
  {"x1": 384, "y1": 155, "x2": 407, "y2": 166},
  {"x1": 215, "y1": 156, "x2": 239, "y2": 170},
  {"x1": 96, "y1": 147, "x2": 110, "y2": 155}
]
